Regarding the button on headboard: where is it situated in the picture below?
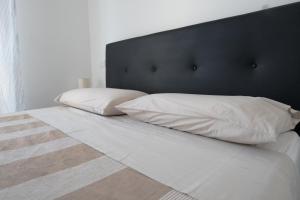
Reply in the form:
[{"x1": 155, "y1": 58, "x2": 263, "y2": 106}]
[{"x1": 106, "y1": 2, "x2": 300, "y2": 110}]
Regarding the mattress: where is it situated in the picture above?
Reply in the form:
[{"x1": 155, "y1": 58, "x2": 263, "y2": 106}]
[{"x1": 0, "y1": 106, "x2": 299, "y2": 200}]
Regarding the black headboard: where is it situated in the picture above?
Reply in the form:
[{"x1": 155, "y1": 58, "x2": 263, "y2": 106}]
[{"x1": 106, "y1": 2, "x2": 300, "y2": 110}]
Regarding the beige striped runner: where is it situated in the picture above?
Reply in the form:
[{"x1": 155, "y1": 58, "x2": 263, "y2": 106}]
[{"x1": 0, "y1": 114, "x2": 196, "y2": 200}]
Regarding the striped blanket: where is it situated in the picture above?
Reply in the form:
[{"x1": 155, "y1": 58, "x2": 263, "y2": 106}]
[{"x1": 0, "y1": 114, "x2": 194, "y2": 200}]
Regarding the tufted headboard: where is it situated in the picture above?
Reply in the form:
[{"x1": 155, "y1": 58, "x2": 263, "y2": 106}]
[{"x1": 106, "y1": 2, "x2": 300, "y2": 111}]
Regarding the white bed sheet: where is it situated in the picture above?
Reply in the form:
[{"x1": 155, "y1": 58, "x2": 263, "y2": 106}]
[
  {"x1": 258, "y1": 131, "x2": 300, "y2": 172},
  {"x1": 28, "y1": 106, "x2": 300, "y2": 200}
]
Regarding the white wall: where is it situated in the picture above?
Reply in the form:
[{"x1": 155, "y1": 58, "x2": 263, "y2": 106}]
[
  {"x1": 88, "y1": 0, "x2": 299, "y2": 87},
  {"x1": 15, "y1": 0, "x2": 299, "y2": 109},
  {"x1": 16, "y1": 0, "x2": 91, "y2": 110}
]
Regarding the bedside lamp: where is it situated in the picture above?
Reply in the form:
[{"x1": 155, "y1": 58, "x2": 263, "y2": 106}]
[{"x1": 78, "y1": 78, "x2": 91, "y2": 88}]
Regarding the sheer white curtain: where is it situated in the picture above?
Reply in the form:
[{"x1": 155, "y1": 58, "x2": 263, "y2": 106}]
[{"x1": 0, "y1": 0, "x2": 23, "y2": 114}]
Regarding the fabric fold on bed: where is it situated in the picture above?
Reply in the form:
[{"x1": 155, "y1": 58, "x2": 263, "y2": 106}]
[{"x1": 0, "y1": 110, "x2": 195, "y2": 200}]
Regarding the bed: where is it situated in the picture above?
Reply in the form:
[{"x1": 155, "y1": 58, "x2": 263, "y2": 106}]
[{"x1": 1, "y1": 2, "x2": 300, "y2": 200}]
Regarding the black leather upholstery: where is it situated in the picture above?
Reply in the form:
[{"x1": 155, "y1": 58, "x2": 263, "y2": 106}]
[
  {"x1": 296, "y1": 123, "x2": 300, "y2": 135},
  {"x1": 106, "y1": 2, "x2": 300, "y2": 134}
]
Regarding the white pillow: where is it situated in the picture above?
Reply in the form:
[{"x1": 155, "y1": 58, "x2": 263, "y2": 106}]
[
  {"x1": 259, "y1": 97, "x2": 300, "y2": 125},
  {"x1": 55, "y1": 88, "x2": 147, "y2": 116},
  {"x1": 116, "y1": 94, "x2": 296, "y2": 144}
]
